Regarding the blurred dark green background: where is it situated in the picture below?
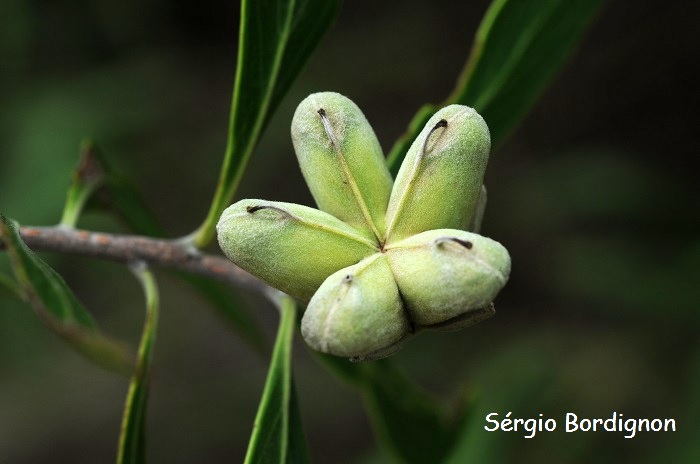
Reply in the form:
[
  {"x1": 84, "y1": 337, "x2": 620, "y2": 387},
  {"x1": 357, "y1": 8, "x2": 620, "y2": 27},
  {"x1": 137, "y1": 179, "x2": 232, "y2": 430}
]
[{"x1": 1, "y1": 1, "x2": 698, "y2": 463}]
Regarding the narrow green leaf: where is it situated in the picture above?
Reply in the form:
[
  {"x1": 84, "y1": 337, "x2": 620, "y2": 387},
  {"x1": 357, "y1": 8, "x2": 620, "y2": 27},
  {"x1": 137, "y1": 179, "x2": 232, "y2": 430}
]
[
  {"x1": 60, "y1": 140, "x2": 105, "y2": 227},
  {"x1": 0, "y1": 214, "x2": 134, "y2": 375},
  {"x1": 360, "y1": 361, "x2": 461, "y2": 464},
  {"x1": 117, "y1": 264, "x2": 159, "y2": 464},
  {"x1": 316, "y1": 354, "x2": 471, "y2": 462},
  {"x1": 452, "y1": 0, "x2": 604, "y2": 142},
  {"x1": 245, "y1": 296, "x2": 310, "y2": 464},
  {"x1": 286, "y1": 382, "x2": 311, "y2": 464},
  {"x1": 387, "y1": 0, "x2": 604, "y2": 174},
  {"x1": 194, "y1": 0, "x2": 342, "y2": 247},
  {"x1": 443, "y1": 339, "x2": 562, "y2": 464}
]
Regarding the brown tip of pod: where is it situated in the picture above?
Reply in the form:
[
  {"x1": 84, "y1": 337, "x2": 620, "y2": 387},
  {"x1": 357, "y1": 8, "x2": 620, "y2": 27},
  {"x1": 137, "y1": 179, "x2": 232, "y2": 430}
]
[
  {"x1": 435, "y1": 236, "x2": 473, "y2": 250},
  {"x1": 246, "y1": 205, "x2": 265, "y2": 213},
  {"x1": 421, "y1": 119, "x2": 449, "y2": 158},
  {"x1": 245, "y1": 204, "x2": 297, "y2": 220},
  {"x1": 317, "y1": 107, "x2": 339, "y2": 147}
]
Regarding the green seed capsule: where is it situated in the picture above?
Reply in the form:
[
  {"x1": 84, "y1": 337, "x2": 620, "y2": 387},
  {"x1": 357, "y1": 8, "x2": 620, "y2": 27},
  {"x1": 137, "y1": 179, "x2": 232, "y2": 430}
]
[
  {"x1": 301, "y1": 254, "x2": 409, "y2": 360},
  {"x1": 384, "y1": 105, "x2": 490, "y2": 243},
  {"x1": 386, "y1": 229, "x2": 510, "y2": 328},
  {"x1": 217, "y1": 199, "x2": 377, "y2": 302},
  {"x1": 291, "y1": 92, "x2": 393, "y2": 242}
]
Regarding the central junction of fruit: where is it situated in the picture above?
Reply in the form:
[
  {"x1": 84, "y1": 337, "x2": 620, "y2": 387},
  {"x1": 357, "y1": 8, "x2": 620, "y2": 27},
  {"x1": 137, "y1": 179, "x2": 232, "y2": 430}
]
[{"x1": 217, "y1": 92, "x2": 511, "y2": 361}]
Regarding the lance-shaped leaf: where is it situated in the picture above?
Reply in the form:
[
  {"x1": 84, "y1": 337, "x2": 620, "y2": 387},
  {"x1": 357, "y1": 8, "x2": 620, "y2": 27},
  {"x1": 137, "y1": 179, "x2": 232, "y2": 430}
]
[
  {"x1": 302, "y1": 254, "x2": 409, "y2": 361},
  {"x1": 292, "y1": 92, "x2": 393, "y2": 242},
  {"x1": 217, "y1": 199, "x2": 377, "y2": 302},
  {"x1": 0, "y1": 215, "x2": 133, "y2": 375},
  {"x1": 312, "y1": 354, "x2": 473, "y2": 463},
  {"x1": 360, "y1": 361, "x2": 466, "y2": 464},
  {"x1": 117, "y1": 264, "x2": 159, "y2": 464},
  {"x1": 245, "y1": 296, "x2": 310, "y2": 464},
  {"x1": 387, "y1": 229, "x2": 510, "y2": 328},
  {"x1": 449, "y1": 0, "x2": 604, "y2": 144},
  {"x1": 385, "y1": 106, "x2": 490, "y2": 243},
  {"x1": 386, "y1": 0, "x2": 603, "y2": 173},
  {"x1": 195, "y1": 0, "x2": 343, "y2": 247}
]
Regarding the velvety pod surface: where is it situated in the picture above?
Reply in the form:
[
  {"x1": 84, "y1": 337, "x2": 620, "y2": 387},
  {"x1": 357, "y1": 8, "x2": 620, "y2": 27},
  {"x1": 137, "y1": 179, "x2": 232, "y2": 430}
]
[
  {"x1": 385, "y1": 105, "x2": 490, "y2": 242},
  {"x1": 386, "y1": 229, "x2": 510, "y2": 327},
  {"x1": 217, "y1": 199, "x2": 377, "y2": 302},
  {"x1": 301, "y1": 254, "x2": 408, "y2": 360},
  {"x1": 217, "y1": 92, "x2": 511, "y2": 360},
  {"x1": 292, "y1": 92, "x2": 392, "y2": 242}
]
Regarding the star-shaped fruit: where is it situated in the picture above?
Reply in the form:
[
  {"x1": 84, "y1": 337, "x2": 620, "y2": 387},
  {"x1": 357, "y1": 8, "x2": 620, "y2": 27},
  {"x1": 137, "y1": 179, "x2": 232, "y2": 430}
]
[{"x1": 217, "y1": 92, "x2": 510, "y2": 361}]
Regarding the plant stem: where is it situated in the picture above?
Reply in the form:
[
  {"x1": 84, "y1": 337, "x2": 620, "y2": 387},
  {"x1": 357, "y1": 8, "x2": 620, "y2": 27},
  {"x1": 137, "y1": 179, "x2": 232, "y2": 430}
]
[{"x1": 2, "y1": 226, "x2": 269, "y2": 294}]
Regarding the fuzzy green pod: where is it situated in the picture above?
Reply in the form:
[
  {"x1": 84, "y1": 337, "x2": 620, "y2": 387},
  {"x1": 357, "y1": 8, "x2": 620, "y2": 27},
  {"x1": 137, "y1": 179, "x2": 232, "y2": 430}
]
[
  {"x1": 217, "y1": 199, "x2": 377, "y2": 302},
  {"x1": 386, "y1": 229, "x2": 510, "y2": 327},
  {"x1": 385, "y1": 105, "x2": 490, "y2": 242},
  {"x1": 301, "y1": 254, "x2": 409, "y2": 361},
  {"x1": 291, "y1": 92, "x2": 393, "y2": 242}
]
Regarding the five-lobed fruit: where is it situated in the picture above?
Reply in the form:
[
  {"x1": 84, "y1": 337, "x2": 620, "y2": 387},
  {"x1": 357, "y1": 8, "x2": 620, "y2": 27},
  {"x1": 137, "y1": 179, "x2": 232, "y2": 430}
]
[{"x1": 218, "y1": 94, "x2": 510, "y2": 360}]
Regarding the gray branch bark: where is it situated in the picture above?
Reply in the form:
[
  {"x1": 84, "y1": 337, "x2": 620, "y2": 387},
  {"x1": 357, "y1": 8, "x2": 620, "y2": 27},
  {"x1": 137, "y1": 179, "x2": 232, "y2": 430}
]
[{"x1": 11, "y1": 226, "x2": 268, "y2": 293}]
